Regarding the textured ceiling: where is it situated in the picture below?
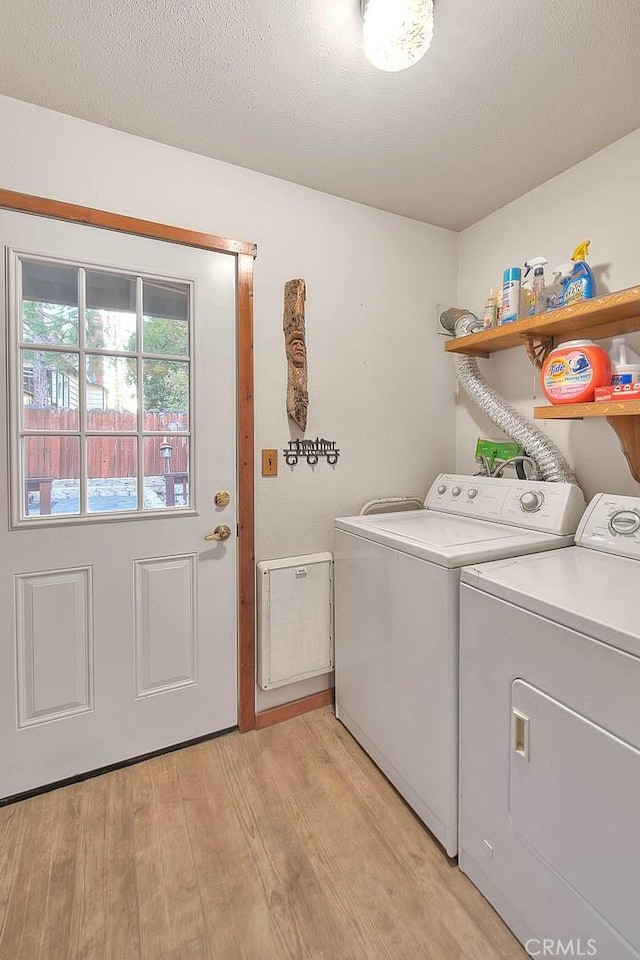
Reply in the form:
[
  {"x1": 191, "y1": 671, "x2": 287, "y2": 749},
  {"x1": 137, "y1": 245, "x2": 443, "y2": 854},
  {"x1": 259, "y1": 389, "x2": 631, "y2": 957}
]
[{"x1": 1, "y1": 0, "x2": 640, "y2": 230}]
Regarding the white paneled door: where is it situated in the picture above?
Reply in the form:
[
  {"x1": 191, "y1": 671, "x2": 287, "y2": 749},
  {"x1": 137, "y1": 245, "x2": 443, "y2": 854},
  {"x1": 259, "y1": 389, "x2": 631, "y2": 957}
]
[{"x1": 0, "y1": 209, "x2": 238, "y2": 798}]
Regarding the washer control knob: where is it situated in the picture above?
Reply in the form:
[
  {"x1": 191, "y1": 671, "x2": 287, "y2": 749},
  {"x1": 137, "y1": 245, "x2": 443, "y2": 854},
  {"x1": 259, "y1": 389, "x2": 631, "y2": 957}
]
[
  {"x1": 467, "y1": 488, "x2": 478, "y2": 499},
  {"x1": 609, "y1": 510, "x2": 640, "y2": 536},
  {"x1": 520, "y1": 491, "x2": 544, "y2": 513},
  {"x1": 437, "y1": 484, "x2": 447, "y2": 495},
  {"x1": 452, "y1": 486, "x2": 462, "y2": 497}
]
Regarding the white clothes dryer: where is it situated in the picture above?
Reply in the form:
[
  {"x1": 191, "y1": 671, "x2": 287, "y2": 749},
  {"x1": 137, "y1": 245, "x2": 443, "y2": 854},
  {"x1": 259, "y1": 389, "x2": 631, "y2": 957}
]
[
  {"x1": 459, "y1": 493, "x2": 640, "y2": 958},
  {"x1": 334, "y1": 473, "x2": 584, "y2": 856}
]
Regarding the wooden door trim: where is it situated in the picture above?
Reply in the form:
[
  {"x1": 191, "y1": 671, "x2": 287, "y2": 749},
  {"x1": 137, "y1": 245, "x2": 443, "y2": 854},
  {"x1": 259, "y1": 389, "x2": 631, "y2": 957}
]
[
  {"x1": 255, "y1": 689, "x2": 335, "y2": 730},
  {"x1": 236, "y1": 253, "x2": 256, "y2": 732},
  {"x1": 0, "y1": 188, "x2": 257, "y2": 732},
  {"x1": 0, "y1": 189, "x2": 257, "y2": 258}
]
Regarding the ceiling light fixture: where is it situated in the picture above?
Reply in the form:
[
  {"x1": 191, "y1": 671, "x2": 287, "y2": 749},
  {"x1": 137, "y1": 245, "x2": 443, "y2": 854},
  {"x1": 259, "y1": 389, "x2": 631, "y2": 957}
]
[{"x1": 361, "y1": 0, "x2": 434, "y2": 73}]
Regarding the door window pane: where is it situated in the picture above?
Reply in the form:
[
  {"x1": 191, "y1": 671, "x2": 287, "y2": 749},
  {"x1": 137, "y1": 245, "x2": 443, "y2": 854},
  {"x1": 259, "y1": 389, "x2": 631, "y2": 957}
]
[
  {"x1": 142, "y1": 360, "x2": 189, "y2": 427},
  {"x1": 85, "y1": 272, "x2": 137, "y2": 351},
  {"x1": 143, "y1": 280, "x2": 189, "y2": 357},
  {"x1": 143, "y1": 412, "x2": 189, "y2": 433},
  {"x1": 13, "y1": 256, "x2": 193, "y2": 523},
  {"x1": 23, "y1": 436, "x2": 80, "y2": 517},
  {"x1": 21, "y1": 262, "x2": 79, "y2": 346},
  {"x1": 87, "y1": 437, "x2": 138, "y2": 513},
  {"x1": 86, "y1": 356, "x2": 138, "y2": 426},
  {"x1": 144, "y1": 436, "x2": 190, "y2": 508},
  {"x1": 22, "y1": 350, "x2": 80, "y2": 430}
]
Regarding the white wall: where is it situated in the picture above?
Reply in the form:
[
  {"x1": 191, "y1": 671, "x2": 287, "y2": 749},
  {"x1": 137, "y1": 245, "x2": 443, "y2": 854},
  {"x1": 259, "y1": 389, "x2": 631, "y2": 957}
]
[
  {"x1": 0, "y1": 95, "x2": 458, "y2": 709},
  {"x1": 457, "y1": 128, "x2": 640, "y2": 499}
]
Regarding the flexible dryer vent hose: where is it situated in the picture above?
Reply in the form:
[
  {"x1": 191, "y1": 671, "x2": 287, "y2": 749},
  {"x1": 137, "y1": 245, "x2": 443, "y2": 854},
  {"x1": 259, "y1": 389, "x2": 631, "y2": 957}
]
[{"x1": 440, "y1": 308, "x2": 578, "y2": 486}]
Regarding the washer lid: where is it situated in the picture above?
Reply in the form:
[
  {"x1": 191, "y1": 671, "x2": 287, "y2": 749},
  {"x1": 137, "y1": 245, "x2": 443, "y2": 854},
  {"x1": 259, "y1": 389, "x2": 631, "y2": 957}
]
[
  {"x1": 461, "y1": 547, "x2": 640, "y2": 657},
  {"x1": 334, "y1": 510, "x2": 573, "y2": 568}
]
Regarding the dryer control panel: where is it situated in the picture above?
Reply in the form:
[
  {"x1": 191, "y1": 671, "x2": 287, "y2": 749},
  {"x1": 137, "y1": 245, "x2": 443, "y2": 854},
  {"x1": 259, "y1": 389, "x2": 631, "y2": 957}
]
[
  {"x1": 576, "y1": 493, "x2": 640, "y2": 559},
  {"x1": 425, "y1": 474, "x2": 585, "y2": 536}
]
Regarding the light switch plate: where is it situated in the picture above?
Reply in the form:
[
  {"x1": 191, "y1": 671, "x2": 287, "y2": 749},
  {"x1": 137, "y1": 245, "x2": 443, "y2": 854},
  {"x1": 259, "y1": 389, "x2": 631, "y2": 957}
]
[{"x1": 262, "y1": 449, "x2": 278, "y2": 476}]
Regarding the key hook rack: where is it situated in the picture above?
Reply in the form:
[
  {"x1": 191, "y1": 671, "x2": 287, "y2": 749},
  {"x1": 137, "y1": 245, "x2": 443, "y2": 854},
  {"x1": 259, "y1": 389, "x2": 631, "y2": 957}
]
[{"x1": 284, "y1": 438, "x2": 340, "y2": 467}]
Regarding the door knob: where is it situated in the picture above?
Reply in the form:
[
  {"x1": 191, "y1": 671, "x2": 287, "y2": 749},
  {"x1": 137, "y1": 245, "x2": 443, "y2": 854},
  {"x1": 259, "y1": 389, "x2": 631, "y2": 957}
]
[
  {"x1": 204, "y1": 524, "x2": 232, "y2": 542},
  {"x1": 214, "y1": 490, "x2": 231, "y2": 507}
]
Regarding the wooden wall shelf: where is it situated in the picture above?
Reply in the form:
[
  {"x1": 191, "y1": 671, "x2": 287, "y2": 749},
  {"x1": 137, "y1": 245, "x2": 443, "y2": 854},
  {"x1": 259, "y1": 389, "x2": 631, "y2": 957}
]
[
  {"x1": 445, "y1": 284, "x2": 640, "y2": 358},
  {"x1": 534, "y1": 401, "x2": 640, "y2": 483},
  {"x1": 443, "y1": 285, "x2": 640, "y2": 483},
  {"x1": 534, "y1": 401, "x2": 640, "y2": 420}
]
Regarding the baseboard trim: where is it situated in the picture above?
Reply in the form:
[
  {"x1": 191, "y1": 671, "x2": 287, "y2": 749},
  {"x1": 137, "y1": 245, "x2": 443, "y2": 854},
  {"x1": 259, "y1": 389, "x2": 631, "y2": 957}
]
[
  {"x1": 255, "y1": 688, "x2": 335, "y2": 729},
  {"x1": 0, "y1": 726, "x2": 236, "y2": 807}
]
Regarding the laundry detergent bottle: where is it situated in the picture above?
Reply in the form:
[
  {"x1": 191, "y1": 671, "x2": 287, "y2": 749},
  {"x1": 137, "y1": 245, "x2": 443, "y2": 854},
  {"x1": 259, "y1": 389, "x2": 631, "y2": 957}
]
[
  {"x1": 542, "y1": 339, "x2": 611, "y2": 404},
  {"x1": 609, "y1": 336, "x2": 640, "y2": 385}
]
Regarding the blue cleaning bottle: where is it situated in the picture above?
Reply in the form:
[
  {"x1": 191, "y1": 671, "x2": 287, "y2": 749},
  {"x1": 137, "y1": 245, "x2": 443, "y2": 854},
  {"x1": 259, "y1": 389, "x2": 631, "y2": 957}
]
[
  {"x1": 501, "y1": 267, "x2": 521, "y2": 323},
  {"x1": 557, "y1": 240, "x2": 596, "y2": 307}
]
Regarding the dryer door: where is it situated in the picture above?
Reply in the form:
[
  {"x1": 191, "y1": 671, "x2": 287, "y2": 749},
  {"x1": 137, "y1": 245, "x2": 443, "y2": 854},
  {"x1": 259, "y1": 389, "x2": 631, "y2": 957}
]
[{"x1": 511, "y1": 680, "x2": 640, "y2": 952}]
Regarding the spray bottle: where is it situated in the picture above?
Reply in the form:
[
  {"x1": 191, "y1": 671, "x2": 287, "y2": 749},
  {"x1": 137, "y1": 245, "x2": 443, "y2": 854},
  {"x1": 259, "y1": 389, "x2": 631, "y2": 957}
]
[
  {"x1": 549, "y1": 264, "x2": 573, "y2": 309},
  {"x1": 522, "y1": 257, "x2": 549, "y2": 316},
  {"x1": 552, "y1": 241, "x2": 596, "y2": 308}
]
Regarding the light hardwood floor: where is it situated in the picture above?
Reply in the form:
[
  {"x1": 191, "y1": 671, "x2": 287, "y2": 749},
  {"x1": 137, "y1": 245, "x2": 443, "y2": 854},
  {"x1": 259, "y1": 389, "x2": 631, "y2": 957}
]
[{"x1": 0, "y1": 707, "x2": 525, "y2": 960}]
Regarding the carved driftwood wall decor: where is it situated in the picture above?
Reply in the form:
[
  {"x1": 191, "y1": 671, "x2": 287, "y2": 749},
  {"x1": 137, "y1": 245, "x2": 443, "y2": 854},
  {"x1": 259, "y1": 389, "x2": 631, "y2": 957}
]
[{"x1": 283, "y1": 279, "x2": 308, "y2": 431}]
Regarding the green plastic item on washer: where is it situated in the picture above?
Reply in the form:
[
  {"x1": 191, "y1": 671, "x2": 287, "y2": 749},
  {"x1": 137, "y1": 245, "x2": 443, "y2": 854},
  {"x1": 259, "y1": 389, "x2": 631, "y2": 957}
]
[{"x1": 475, "y1": 437, "x2": 521, "y2": 470}]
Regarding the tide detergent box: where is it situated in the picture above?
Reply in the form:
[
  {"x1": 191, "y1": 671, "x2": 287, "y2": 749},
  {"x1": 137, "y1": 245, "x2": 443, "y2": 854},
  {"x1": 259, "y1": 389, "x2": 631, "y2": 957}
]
[{"x1": 594, "y1": 383, "x2": 640, "y2": 402}]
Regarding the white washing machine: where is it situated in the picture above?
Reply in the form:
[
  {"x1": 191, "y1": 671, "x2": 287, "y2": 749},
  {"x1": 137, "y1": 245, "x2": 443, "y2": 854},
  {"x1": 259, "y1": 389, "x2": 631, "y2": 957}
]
[
  {"x1": 334, "y1": 473, "x2": 584, "y2": 856},
  {"x1": 459, "y1": 493, "x2": 640, "y2": 959}
]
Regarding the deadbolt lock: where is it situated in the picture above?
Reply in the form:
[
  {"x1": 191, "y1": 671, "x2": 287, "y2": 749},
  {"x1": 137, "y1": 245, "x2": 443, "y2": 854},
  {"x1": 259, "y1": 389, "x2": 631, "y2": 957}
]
[
  {"x1": 214, "y1": 490, "x2": 231, "y2": 507},
  {"x1": 204, "y1": 524, "x2": 232, "y2": 542}
]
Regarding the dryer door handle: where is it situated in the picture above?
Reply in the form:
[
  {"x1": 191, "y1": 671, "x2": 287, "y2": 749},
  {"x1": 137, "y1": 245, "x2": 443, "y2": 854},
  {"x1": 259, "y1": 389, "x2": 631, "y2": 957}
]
[{"x1": 512, "y1": 709, "x2": 530, "y2": 761}]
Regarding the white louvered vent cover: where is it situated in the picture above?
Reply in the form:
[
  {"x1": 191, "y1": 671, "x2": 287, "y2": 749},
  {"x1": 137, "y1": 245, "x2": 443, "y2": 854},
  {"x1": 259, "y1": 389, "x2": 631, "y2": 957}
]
[{"x1": 257, "y1": 553, "x2": 333, "y2": 690}]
